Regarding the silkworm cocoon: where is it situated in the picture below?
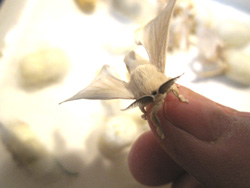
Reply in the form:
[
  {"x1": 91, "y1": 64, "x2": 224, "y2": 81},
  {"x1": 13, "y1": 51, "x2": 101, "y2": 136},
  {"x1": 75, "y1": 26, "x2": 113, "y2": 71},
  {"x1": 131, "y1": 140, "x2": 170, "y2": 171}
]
[
  {"x1": 222, "y1": 45, "x2": 250, "y2": 85},
  {"x1": 214, "y1": 18, "x2": 250, "y2": 48},
  {"x1": 195, "y1": 1, "x2": 250, "y2": 49},
  {"x1": 111, "y1": 0, "x2": 141, "y2": 19},
  {"x1": 98, "y1": 115, "x2": 138, "y2": 159},
  {"x1": 19, "y1": 48, "x2": 70, "y2": 88},
  {"x1": 0, "y1": 121, "x2": 74, "y2": 182},
  {"x1": 196, "y1": 25, "x2": 224, "y2": 62},
  {"x1": 75, "y1": 0, "x2": 96, "y2": 14},
  {"x1": 110, "y1": 0, "x2": 158, "y2": 22},
  {"x1": 194, "y1": 22, "x2": 250, "y2": 85}
]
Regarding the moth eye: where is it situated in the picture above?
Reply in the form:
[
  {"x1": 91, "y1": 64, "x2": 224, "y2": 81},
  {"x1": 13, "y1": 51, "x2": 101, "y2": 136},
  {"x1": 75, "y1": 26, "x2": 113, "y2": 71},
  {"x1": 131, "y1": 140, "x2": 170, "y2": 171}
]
[{"x1": 151, "y1": 91, "x2": 157, "y2": 95}]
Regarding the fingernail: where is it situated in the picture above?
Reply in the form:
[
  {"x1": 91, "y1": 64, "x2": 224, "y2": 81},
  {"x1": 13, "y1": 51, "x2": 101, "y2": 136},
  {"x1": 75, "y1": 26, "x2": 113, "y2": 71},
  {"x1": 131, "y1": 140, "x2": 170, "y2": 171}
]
[{"x1": 162, "y1": 87, "x2": 231, "y2": 142}]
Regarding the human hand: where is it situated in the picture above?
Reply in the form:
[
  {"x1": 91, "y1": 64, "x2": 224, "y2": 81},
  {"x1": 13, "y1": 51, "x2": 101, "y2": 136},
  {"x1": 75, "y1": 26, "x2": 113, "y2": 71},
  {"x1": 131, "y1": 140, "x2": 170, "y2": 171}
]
[{"x1": 128, "y1": 86, "x2": 250, "y2": 188}]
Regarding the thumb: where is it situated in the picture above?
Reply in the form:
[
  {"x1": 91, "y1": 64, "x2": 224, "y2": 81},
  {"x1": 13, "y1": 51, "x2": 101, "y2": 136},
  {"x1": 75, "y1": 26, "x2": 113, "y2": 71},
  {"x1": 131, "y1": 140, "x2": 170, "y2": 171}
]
[{"x1": 147, "y1": 86, "x2": 250, "y2": 188}]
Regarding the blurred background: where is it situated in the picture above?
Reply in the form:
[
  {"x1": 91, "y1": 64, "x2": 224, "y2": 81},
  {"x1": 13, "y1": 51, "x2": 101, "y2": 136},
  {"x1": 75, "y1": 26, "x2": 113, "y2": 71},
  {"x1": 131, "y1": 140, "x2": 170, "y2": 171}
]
[{"x1": 0, "y1": 0, "x2": 249, "y2": 188}]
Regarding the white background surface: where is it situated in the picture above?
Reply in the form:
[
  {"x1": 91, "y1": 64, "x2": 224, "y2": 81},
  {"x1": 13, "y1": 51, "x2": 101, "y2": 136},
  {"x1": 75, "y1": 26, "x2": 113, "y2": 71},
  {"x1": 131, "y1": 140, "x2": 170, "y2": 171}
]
[{"x1": 0, "y1": 0, "x2": 249, "y2": 188}]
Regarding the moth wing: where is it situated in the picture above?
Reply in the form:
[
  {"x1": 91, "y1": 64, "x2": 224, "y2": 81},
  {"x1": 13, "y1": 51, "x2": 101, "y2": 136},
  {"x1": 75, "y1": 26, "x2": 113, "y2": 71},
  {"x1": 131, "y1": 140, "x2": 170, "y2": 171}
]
[
  {"x1": 124, "y1": 51, "x2": 149, "y2": 73},
  {"x1": 60, "y1": 65, "x2": 135, "y2": 104},
  {"x1": 134, "y1": 0, "x2": 176, "y2": 73}
]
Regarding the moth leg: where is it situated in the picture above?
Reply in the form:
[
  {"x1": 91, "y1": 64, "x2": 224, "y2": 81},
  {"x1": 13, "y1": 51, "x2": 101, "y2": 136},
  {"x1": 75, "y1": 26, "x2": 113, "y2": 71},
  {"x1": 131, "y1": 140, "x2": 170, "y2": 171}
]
[
  {"x1": 171, "y1": 84, "x2": 188, "y2": 103},
  {"x1": 151, "y1": 111, "x2": 165, "y2": 139},
  {"x1": 139, "y1": 105, "x2": 147, "y2": 120},
  {"x1": 150, "y1": 102, "x2": 165, "y2": 139},
  {"x1": 141, "y1": 114, "x2": 147, "y2": 120}
]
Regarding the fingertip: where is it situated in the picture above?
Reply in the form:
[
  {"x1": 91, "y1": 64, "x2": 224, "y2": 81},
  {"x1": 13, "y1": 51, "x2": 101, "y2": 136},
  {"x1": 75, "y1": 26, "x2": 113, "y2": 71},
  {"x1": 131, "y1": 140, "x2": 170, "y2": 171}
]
[
  {"x1": 145, "y1": 86, "x2": 250, "y2": 188},
  {"x1": 147, "y1": 86, "x2": 233, "y2": 142},
  {"x1": 164, "y1": 86, "x2": 234, "y2": 141},
  {"x1": 128, "y1": 131, "x2": 184, "y2": 186}
]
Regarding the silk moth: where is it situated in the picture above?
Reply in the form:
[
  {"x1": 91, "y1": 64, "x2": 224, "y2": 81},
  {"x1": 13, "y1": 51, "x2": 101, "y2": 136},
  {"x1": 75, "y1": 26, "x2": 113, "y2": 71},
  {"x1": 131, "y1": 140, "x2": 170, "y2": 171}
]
[{"x1": 61, "y1": 0, "x2": 188, "y2": 139}]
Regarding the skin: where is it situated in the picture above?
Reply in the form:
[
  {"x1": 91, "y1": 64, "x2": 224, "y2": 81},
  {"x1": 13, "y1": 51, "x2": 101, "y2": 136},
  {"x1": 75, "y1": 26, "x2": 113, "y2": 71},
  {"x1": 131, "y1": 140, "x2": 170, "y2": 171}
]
[{"x1": 128, "y1": 86, "x2": 250, "y2": 188}]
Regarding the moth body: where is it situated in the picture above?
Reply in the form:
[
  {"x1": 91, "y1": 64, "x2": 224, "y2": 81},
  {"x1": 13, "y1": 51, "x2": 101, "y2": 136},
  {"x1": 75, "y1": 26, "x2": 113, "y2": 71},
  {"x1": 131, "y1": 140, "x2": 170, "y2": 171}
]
[{"x1": 128, "y1": 64, "x2": 168, "y2": 98}]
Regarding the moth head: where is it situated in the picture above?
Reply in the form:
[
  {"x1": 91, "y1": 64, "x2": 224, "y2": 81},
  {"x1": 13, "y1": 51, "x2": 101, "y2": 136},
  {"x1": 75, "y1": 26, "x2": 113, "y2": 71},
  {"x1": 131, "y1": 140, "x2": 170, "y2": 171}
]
[
  {"x1": 151, "y1": 90, "x2": 157, "y2": 95},
  {"x1": 122, "y1": 74, "x2": 184, "y2": 111}
]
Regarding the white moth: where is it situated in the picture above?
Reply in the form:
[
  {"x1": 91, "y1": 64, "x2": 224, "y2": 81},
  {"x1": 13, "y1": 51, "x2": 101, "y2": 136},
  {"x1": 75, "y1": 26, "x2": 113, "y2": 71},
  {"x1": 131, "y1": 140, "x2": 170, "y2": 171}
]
[{"x1": 61, "y1": 0, "x2": 188, "y2": 139}]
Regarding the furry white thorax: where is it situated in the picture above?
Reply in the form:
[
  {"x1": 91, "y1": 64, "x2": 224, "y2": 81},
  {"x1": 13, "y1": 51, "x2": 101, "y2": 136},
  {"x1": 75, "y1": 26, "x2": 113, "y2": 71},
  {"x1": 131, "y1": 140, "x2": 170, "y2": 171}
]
[{"x1": 128, "y1": 64, "x2": 168, "y2": 99}]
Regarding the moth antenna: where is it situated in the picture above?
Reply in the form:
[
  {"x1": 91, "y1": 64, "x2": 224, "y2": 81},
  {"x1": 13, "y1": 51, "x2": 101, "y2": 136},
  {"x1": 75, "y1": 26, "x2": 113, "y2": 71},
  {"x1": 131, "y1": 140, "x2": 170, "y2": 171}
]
[
  {"x1": 121, "y1": 95, "x2": 154, "y2": 111},
  {"x1": 158, "y1": 73, "x2": 184, "y2": 94}
]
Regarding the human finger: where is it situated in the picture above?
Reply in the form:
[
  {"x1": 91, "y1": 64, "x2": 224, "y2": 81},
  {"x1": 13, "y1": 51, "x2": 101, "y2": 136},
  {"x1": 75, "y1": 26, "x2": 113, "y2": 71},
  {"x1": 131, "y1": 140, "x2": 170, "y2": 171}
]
[
  {"x1": 128, "y1": 131, "x2": 185, "y2": 186},
  {"x1": 147, "y1": 86, "x2": 250, "y2": 188}
]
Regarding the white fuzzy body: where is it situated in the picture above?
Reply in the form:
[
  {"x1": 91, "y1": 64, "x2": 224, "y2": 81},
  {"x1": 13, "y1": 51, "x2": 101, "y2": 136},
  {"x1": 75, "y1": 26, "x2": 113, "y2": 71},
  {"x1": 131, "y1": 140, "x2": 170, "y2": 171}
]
[{"x1": 128, "y1": 64, "x2": 168, "y2": 98}]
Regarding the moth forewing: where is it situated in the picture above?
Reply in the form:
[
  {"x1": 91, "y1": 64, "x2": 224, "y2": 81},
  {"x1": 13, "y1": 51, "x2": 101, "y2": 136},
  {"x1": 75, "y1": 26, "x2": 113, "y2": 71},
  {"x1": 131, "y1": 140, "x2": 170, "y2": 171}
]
[
  {"x1": 134, "y1": 0, "x2": 177, "y2": 73},
  {"x1": 60, "y1": 65, "x2": 134, "y2": 104}
]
